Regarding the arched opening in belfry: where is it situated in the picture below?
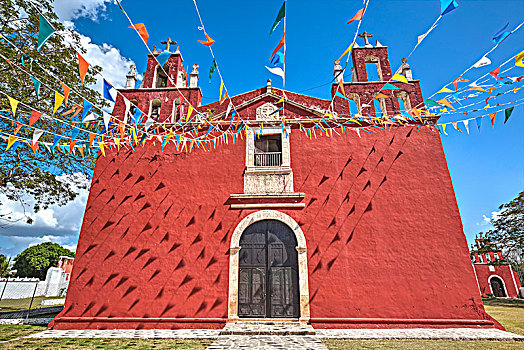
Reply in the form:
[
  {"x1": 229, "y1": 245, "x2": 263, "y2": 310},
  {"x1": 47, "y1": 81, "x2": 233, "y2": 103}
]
[
  {"x1": 150, "y1": 98, "x2": 161, "y2": 119},
  {"x1": 364, "y1": 55, "x2": 382, "y2": 82},
  {"x1": 238, "y1": 220, "x2": 299, "y2": 318},
  {"x1": 396, "y1": 91, "x2": 411, "y2": 113},
  {"x1": 155, "y1": 64, "x2": 169, "y2": 88}
]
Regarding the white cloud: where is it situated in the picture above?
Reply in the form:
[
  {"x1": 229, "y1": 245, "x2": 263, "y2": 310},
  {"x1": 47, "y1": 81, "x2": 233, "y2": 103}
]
[
  {"x1": 53, "y1": 0, "x2": 113, "y2": 22},
  {"x1": 482, "y1": 214, "x2": 491, "y2": 224},
  {"x1": 0, "y1": 174, "x2": 89, "y2": 257}
]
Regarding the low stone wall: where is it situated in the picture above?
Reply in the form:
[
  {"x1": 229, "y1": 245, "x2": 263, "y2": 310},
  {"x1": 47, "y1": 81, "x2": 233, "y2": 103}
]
[
  {"x1": 0, "y1": 279, "x2": 46, "y2": 299},
  {"x1": 0, "y1": 318, "x2": 53, "y2": 325}
]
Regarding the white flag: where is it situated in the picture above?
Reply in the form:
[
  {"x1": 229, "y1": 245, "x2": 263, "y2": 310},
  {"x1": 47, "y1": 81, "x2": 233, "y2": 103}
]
[
  {"x1": 225, "y1": 103, "x2": 232, "y2": 119},
  {"x1": 144, "y1": 117, "x2": 154, "y2": 130},
  {"x1": 473, "y1": 56, "x2": 491, "y2": 68},
  {"x1": 82, "y1": 112, "x2": 97, "y2": 123},
  {"x1": 32, "y1": 128, "x2": 44, "y2": 145},
  {"x1": 103, "y1": 111, "x2": 111, "y2": 131},
  {"x1": 463, "y1": 119, "x2": 470, "y2": 134},
  {"x1": 265, "y1": 66, "x2": 285, "y2": 79}
]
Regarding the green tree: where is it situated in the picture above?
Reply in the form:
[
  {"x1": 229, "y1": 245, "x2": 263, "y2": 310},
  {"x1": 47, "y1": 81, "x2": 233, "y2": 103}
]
[
  {"x1": 0, "y1": 0, "x2": 107, "y2": 223},
  {"x1": 13, "y1": 242, "x2": 74, "y2": 280},
  {"x1": 487, "y1": 191, "x2": 524, "y2": 282},
  {"x1": 0, "y1": 254, "x2": 11, "y2": 277}
]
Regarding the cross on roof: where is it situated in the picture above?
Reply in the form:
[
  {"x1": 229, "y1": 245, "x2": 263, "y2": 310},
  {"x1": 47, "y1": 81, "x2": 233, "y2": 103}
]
[
  {"x1": 358, "y1": 32, "x2": 373, "y2": 46},
  {"x1": 161, "y1": 38, "x2": 177, "y2": 51}
]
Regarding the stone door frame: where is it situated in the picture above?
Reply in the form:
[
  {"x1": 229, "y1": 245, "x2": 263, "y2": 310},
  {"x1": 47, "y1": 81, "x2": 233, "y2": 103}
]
[{"x1": 228, "y1": 210, "x2": 310, "y2": 323}]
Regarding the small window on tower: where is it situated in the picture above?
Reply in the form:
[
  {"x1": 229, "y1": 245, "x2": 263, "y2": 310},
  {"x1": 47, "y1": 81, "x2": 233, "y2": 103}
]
[
  {"x1": 348, "y1": 99, "x2": 359, "y2": 115},
  {"x1": 151, "y1": 98, "x2": 161, "y2": 119},
  {"x1": 254, "y1": 134, "x2": 282, "y2": 166},
  {"x1": 373, "y1": 99, "x2": 383, "y2": 117},
  {"x1": 156, "y1": 64, "x2": 169, "y2": 88},
  {"x1": 129, "y1": 98, "x2": 138, "y2": 116}
]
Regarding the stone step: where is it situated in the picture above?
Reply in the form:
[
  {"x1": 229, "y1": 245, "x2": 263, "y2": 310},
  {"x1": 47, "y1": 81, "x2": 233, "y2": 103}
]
[{"x1": 220, "y1": 321, "x2": 316, "y2": 336}]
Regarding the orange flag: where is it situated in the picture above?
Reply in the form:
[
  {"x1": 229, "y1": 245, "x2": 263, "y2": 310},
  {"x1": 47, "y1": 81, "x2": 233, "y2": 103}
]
[
  {"x1": 347, "y1": 7, "x2": 366, "y2": 24},
  {"x1": 374, "y1": 92, "x2": 389, "y2": 99},
  {"x1": 78, "y1": 53, "x2": 89, "y2": 86},
  {"x1": 489, "y1": 112, "x2": 496, "y2": 127},
  {"x1": 128, "y1": 23, "x2": 149, "y2": 43},
  {"x1": 60, "y1": 81, "x2": 71, "y2": 106},
  {"x1": 13, "y1": 121, "x2": 23, "y2": 134},
  {"x1": 198, "y1": 32, "x2": 215, "y2": 46},
  {"x1": 29, "y1": 110, "x2": 43, "y2": 127},
  {"x1": 271, "y1": 32, "x2": 285, "y2": 58},
  {"x1": 219, "y1": 91, "x2": 229, "y2": 105},
  {"x1": 88, "y1": 132, "x2": 96, "y2": 146}
]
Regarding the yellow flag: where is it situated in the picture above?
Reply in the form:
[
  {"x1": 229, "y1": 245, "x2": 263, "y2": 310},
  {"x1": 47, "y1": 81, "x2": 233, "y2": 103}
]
[
  {"x1": 438, "y1": 98, "x2": 455, "y2": 111},
  {"x1": 514, "y1": 86, "x2": 523, "y2": 93},
  {"x1": 7, "y1": 96, "x2": 18, "y2": 116},
  {"x1": 441, "y1": 124, "x2": 448, "y2": 135},
  {"x1": 6, "y1": 135, "x2": 18, "y2": 151},
  {"x1": 219, "y1": 78, "x2": 224, "y2": 100},
  {"x1": 186, "y1": 105, "x2": 193, "y2": 122},
  {"x1": 115, "y1": 138, "x2": 121, "y2": 150},
  {"x1": 276, "y1": 97, "x2": 284, "y2": 104},
  {"x1": 391, "y1": 74, "x2": 409, "y2": 84},
  {"x1": 515, "y1": 49, "x2": 524, "y2": 67},
  {"x1": 53, "y1": 91, "x2": 64, "y2": 114},
  {"x1": 337, "y1": 42, "x2": 353, "y2": 62},
  {"x1": 98, "y1": 142, "x2": 105, "y2": 156},
  {"x1": 437, "y1": 87, "x2": 454, "y2": 94}
]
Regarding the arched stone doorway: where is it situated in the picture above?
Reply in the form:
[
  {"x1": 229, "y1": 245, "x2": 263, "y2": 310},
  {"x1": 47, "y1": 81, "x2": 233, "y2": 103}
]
[
  {"x1": 489, "y1": 276, "x2": 507, "y2": 297},
  {"x1": 228, "y1": 210, "x2": 310, "y2": 322}
]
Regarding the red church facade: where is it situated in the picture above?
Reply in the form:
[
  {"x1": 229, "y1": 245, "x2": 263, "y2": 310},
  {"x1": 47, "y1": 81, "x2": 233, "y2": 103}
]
[
  {"x1": 471, "y1": 235, "x2": 522, "y2": 299},
  {"x1": 50, "y1": 36, "x2": 503, "y2": 330}
]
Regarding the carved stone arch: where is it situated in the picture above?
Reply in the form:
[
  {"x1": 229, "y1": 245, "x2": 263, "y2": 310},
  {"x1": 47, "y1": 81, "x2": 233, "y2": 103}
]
[
  {"x1": 228, "y1": 210, "x2": 310, "y2": 322},
  {"x1": 396, "y1": 90, "x2": 412, "y2": 112}
]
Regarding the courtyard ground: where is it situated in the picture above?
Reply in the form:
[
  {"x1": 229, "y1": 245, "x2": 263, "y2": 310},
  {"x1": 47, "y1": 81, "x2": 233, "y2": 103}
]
[{"x1": 0, "y1": 298, "x2": 522, "y2": 349}]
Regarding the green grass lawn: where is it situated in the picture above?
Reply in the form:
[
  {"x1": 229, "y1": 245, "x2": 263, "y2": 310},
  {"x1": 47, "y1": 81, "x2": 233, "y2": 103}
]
[
  {"x1": 0, "y1": 296, "x2": 64, "y2": 313},
  {"x1": 0, "y1": 298, "x2": 522, "y2": 349}
]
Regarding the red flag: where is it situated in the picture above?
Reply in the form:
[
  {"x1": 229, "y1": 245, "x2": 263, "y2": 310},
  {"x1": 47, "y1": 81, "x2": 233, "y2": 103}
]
[
  {"x1": 489, "y1": 112, "x2": 496, "y2": 127},
  {"x1": 347, "y1": 7, "x2": 366, "y2": 24},
  {"x1": 489, "y1": 66, "x2": 508, "y2": 81},
  {"x1": 197, "y1": 32, "x2": 215, "y2": 46},
  {"x1": 271, "y1": 32, "x2": 285, "y2": 58},
  {"x1": 13, "y1": 121, "x2": 23, "y2": 134},
  {"x1": 29, "y1": 110, "x2": 42, "y2": 127},
  {"x1": 452, "y1": 75, "x2": 468, "y2": 90},
  {"x1": 128, "y1": 23, "x2": 149, "y2": 43},
  {"x1": 78, "y1": 53, "x2": 89, "y2": 86}
]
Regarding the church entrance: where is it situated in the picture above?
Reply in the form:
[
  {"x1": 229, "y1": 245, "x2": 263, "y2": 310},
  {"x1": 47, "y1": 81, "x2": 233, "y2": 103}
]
[
  {"x1": 238, "y1": 220, "x2": 300, "y2": 318},
  {"x1": 490, "y1": 276, "x2": 507, "y2": 297}
]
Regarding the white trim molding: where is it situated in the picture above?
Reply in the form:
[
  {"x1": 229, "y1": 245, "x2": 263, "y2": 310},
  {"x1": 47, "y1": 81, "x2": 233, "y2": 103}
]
[{"x1": 227, "y1": 210, "x2": 310, "y2": 323}]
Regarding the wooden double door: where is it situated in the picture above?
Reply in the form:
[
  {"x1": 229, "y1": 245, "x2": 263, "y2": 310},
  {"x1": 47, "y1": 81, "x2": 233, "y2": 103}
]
[{"x1": 238, "y1": 220, "x2": 300, "y2": 318}]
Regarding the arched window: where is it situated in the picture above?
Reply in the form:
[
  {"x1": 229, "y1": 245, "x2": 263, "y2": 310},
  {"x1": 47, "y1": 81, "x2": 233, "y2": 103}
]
[
  {"x1": 364, "y1": 55, "x2": 382, "y2": 82},
  {"x1": 129, "y1": 98, "x2": 138, "y2": 116},
  {"x1": 346, "y1": 92, "x2": 361, "y2": 116},
  {"x1": 489, "y1": 276, "x2": 507, "y2": 297},
  {"x1": 396, "y1": 91, "x2": 411, "y2": 113},
  {"x1": 151, "y1": 98, "x2": 161, "y2": 119},
  {"x1": 177, "y1": 71, "x2": 187, "y2": 88},
  {"x1": 171, "y1": 97, "x2": 180, "y2": 123},
  {"x1": 155, "y1": 64, "x2": 169, "y2": 88}
]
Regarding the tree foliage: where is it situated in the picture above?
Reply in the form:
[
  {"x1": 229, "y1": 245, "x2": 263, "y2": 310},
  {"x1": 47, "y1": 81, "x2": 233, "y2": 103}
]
[
  {"x1": 0, "y1": 254, "x2": 11, "y2": 277},
  {"x1": 13, "y1": 242, "x2": 74, "y2": 280},
  {"x1": 487, "y1": 191, "x2": 524, "y2": 281},
  {"x1": 0, "y1": 0, "x2": 107, "y2": 223}
]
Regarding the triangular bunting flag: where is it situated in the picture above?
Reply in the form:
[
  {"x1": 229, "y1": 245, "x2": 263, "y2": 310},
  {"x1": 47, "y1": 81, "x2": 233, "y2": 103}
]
[
  {"x1": 271, "y1": 32, "x2": 285, "y2": 58},
  {"x1": 516, "y1": 50, "x2": 524, "y2": 67},
  {"x1": 128, "y1": 23, "x2": 149, "y2": 43},
  {"x1": 103, "y1": 111, "x2": 111, "y2": 131},
  {"x1": 6, "y1": 135, "x2": 18, "y2": 151},
  {"x1": 156, "y1": 50, "x2": 171, "y2": 67},
  {"x1": 37, "y1": 14, "x2": 55, "y2": 51},
  {"x1": 440, "y1": 0, "x2": 458, "y2": 16},
  {"x1": 209, "y1": 59, "x2": 217, "y2": 83},
  {"x1": 473, "y1": 56, "x2": 491, "y2": 68},
  {"x1": 347, "y1": 7, "x2": 366, "y2": 24},
  {"x1": 198, "y1": 32, "x2": 215, "y2": 46},
  {"x1": 30, "y1": 77, "x2": 41, "y2": 98},
  {"x1": 32, "y1": 128, "x2": 44, "y2": 145},
  {"x1": 269, "y1": 1, "x2": 286, "y2": 35},
  {"x1": 391, "y1": 74, "x2": 409, "y2": 84},
  {"x1": 53, "y1": 91, "x2": 64, "y2": 114},
  {"x1": 437, "y1": 87, "x2": 454, "y2": 94},
  {"x1": 103, "y1": 79, "x2": 115, "y2": 102},
  {"x1": 13, "y1": 121, "x2": 23, "y2": 134},
  {"x1": 381, "y1": 83, "x2": 399, "y2": 90},
  {"x1": 504, "y1": 107, "x2": 514, "y2": 123},
  {"x1": 82, "y1": 99, "x2": 93, "y2": 121},
  {"x1": 489, "y1": 112, "x2": 496, "y2": 127},
  {"x1": 463, "y1": 119, "x2": 469, "y2": 134},
  {"x1": 60, "y1": 81, "x2": 70, "y2": 106},
  {"x1": 7, "y1": 96, "x2": 18, "y2": 116},
  {"x1": 265, "y1": 65, "x2": 285, "y2": 79},
  {"x1": 476, "y1": 117, "x2": 482, "y2": 131},
  {"x1": 78, "y1": 53, "x2": 89, "y2": 86}
]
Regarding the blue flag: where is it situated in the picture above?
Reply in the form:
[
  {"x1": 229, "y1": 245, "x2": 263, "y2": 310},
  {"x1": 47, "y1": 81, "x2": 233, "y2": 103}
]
[
  {"x1": 103, "y1": 79, "x2": 114, "y2": 102},
  {"x1": 156, "y1": 50, "x2": 171, "y2": 67},
  {"x1": 52, "y1": 135, "x2": 62, "y2": 149},
  {"x1": 493, "y1": 23, "x2": 510, "y2": 44},
  {"x1": 475, "y1": 117, "x2": 482, "y2": 131},
  {"x1": 82, "y1": 99, "x2": 93, "y2": 121},
  {"x1": 30, "y1": 76, "x2": 41, "y2": 98},
  {"x1": 440, "y1": 0, "x2": 458, "y2": 16},
  {"x1": 70, "y1": 127, "x2": 81, "y2": 141}
]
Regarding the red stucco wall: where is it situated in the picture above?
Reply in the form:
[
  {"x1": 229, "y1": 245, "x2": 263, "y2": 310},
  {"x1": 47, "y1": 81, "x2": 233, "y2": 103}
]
[
  {"x1": 474, "y1": 264, "x2": 522, "y2": 298},
  {"x1": 51, "y1": 125, "x2": 501, "y2": 330}
]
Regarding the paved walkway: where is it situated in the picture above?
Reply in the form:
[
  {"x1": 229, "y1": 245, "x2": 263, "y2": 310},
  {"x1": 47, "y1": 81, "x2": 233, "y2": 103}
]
[{"x1": 24, "y1": 327, "x2": 524, "y2": 349}]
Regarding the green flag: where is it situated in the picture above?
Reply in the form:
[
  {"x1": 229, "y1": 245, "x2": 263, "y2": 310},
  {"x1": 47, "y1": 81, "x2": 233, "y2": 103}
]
[
  {"x1": 504, "y1": 106, "x2": 514, "y2": 124},
  {"x1": 37, "y1": 14, "x2": 55, "y2": 52},
  {"x1": 269, "y1": 1, "x2": 285, "y2": 35},
  {"x1": 209, "y1": 59, "x2": 217, "y2": 83}
]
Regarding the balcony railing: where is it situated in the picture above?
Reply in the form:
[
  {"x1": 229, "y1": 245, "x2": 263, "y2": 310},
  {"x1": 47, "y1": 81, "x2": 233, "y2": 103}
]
[{"x1": 254, "y1": 152, "x2": 282, "y2": 167}]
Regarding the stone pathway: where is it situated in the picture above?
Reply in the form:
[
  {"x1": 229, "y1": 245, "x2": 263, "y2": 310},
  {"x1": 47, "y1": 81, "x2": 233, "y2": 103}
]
[
  {"x1": 208, "y1": 335, "x2": 327, "y2": 349},
  {"x1": 27, "y1": 329, "x2": 220, "y2": 339},
  {"x1": 23, "y1": 326, "x2": 524, "y2": 349},
  {"x1": 316, "y1": 328, "x2": 524, "y2": 341}
]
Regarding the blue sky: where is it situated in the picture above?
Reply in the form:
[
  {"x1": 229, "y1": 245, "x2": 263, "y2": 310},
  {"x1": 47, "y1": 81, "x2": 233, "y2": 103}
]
[{"x1": 1, "y1": 0, "x2": 523, "y2": 256}]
